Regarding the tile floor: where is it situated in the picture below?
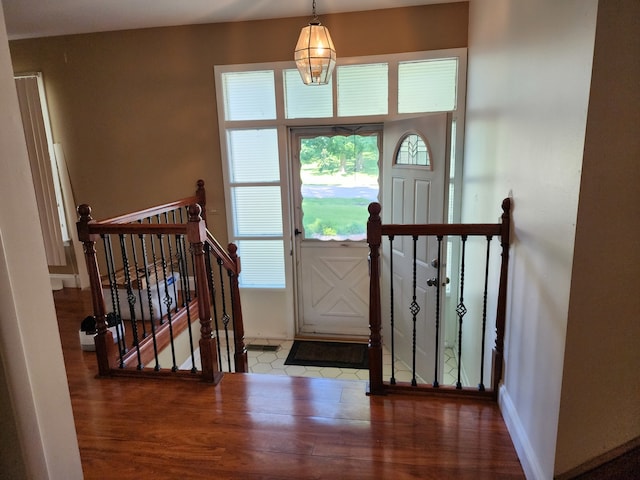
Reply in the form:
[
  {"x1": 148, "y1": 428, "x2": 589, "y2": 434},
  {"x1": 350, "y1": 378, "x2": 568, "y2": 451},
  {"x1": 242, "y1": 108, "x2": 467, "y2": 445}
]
[{"x1": 214, "y1": 338, "x2": 460, "y2": 386}]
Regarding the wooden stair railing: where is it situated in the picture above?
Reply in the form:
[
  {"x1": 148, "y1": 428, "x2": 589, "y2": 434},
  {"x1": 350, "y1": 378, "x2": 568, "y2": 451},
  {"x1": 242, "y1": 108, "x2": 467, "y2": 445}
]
[
  {"x1": 367, "y1": 198, "x2": 512, "y2": 399},
  {"x1": 76, "y1": 180, "x2": 247, "y2": 383}
]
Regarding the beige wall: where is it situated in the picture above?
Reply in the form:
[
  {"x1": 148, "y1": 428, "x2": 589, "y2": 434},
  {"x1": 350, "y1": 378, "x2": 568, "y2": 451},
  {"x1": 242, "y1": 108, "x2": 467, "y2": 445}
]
[
  {"x1": 465, "y1": 0, "x2": 598, "y2": 478},
  {"x1": 0, "y1": 3, "x2": 83, "y2": 478},
  {"x1": 556, "y1": 0, "x2": 640, "y2": 475},
  {"x1": 8, "y1": 3, "x2": 468, "y2": 250}
]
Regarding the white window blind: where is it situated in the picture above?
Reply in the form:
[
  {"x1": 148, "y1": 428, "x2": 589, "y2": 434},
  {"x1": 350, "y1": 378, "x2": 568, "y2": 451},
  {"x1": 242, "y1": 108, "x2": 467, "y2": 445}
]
[
  {"x1": 15, "y1": 75, "x2": 67, "y2": 266},
  {"x1": 232, "y1": 186, "x2": 282, "y2": 236},
  {"x1": 227, "y1": 129, "x2": 279, "y2": 182},
  {"x1": 225, "y1": 125, "x2": 285, "y2": 287},
  {"x1": 222, "y1": 71, "x2": 276, "y2": 121},
  {"x1": 398, "y1": 58, "x2": 458, "y2": 113},
  {"x1": 337, "y1": 63, "x2": 388, "y2": 117},
  {"x1": 235, "y1": 240, "x2": 286, "y2": 288},
  {"x1": 284, "y1": 69, "x2": 333, "y2": 119}
]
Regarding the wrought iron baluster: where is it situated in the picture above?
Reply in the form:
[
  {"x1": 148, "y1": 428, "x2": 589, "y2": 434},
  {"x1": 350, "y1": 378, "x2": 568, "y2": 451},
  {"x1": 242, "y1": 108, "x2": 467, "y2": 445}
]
[
  {"x1": 218, "y1": 257, "x2": 232, "y2": 372},
  {"x1": 118, "y1": 234, "x2": 142, "y2": 369},
  {"x1": 163, "y1": 212, "x2": 179, "y2": 313},
  {"x1": 388, "y1": 235, "x2": 396, "y2": 385},
  {"x1": 433, "y1": 235, "x2": 443, "y2": 388},
  {"x1": 130, "y1": 230, "x2": 148, "y2": 339},
  {"x1": 456, "y1": 235, "x2": 468, "y2": 389},
  {"x1": 410, "y1": 235, "x2": 420, "y2": 387},
  {"x1": 102, "y1": 234, "x2": 125, "y2": 367},
  {"x1": 205, "y1": 244, "x2": 224, "y2": 371},
  {"x1": 177, "y1": 233, "x2": 197, "y2": 373},
  {"x1": 157, "y1": 233, "x2": 178, "y2": 371},
  {"x1": 479, "y1": 236, "x2": 493, "y2": 391},
  {"x1": 140, "y1": 233, "x2": 161, "y2": 370},
  {"x1": 148, "y1": 220, "x2": 165, "y2": 323}
]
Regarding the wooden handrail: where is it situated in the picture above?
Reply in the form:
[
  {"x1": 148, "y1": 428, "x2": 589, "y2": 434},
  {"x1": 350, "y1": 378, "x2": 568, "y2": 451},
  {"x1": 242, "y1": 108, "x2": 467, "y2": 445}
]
[
  {"x1": 85, "y1": 223, "x2": 188, "y2": 236},
  {"x1": 205, "y1": 229, "x2": 237, "y2": 274},
  {"x1": 98, "y1": 179, "x2": 206, "y2": 224},
  {"x1": 381, "y1": 223, "x2": 503, "y2": 237}
]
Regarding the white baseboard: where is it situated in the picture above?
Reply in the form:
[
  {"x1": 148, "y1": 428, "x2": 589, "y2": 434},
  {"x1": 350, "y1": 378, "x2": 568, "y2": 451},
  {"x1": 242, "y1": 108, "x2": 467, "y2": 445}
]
[
  {"x1": 50, "y1": 273, "x2": 79, "y2": 290},
  {"x1": 499, "y1": 384, "x2": 548, "y2": 480}
]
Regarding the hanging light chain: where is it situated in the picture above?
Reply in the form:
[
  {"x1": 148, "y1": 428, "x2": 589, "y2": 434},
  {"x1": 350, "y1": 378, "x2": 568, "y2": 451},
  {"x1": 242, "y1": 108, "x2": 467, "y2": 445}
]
[{"x1": 312, "y1": 0, "x2": 318, "y2": 22}]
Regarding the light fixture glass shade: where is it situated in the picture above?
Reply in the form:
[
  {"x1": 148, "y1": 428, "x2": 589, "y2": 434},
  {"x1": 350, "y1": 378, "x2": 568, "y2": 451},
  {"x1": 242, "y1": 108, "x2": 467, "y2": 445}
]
[{"x1": 294, "y1": 22, "x2": 336, "y2": 85}]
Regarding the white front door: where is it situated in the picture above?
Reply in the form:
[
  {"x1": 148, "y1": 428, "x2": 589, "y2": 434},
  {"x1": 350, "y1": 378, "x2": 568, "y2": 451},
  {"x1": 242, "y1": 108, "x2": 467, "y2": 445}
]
[
  {"x1": 381, "y1": 113, "x2": 450, "y2": 383},
  {"x1": 291, "y1": 126, "x2": 382, "y2": 338}
]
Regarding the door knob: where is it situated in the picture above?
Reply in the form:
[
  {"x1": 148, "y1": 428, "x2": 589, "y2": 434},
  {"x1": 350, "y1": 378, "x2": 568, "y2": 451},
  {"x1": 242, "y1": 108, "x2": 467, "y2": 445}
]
[
  {"x1": 427, "y1": 277, "x2": 450, "y2": 287},
  {"x1": 430, "y1": 258, "x2": 439, "y2": 268}
]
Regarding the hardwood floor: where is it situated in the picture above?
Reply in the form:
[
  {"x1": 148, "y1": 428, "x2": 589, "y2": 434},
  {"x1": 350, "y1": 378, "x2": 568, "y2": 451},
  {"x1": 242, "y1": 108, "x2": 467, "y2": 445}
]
[{"x1": 54, "y1": 288, "x2": 524, "y2": 479}]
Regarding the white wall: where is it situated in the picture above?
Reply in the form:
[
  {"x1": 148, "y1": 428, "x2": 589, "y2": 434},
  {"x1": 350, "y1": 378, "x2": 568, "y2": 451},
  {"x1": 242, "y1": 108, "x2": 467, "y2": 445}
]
[
  {"x1": 555, "y1": 0, "x2": 640, "y2": 474},
  {"x1": 0, "y1": 3, "x2": 83, "y2": 478},
  {"x1": 464, "y1": 1, "x2": 598, "y2": 478}
]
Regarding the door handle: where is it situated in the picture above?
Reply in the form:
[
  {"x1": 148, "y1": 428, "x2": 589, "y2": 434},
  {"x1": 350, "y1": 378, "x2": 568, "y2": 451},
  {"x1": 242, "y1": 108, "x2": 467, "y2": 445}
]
[
  {"x1": 427, "y1": 277, "x2": 450, "y2": 287},
  {"x1": 294, "y1": 228, "x2": 302, "y2": 236}
]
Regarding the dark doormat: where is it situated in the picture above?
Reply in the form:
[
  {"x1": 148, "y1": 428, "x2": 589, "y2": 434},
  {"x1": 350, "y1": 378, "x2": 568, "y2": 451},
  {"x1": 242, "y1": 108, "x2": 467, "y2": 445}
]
[{"x1": 284, "y1": 340, "x2": 369, "y2": 369}]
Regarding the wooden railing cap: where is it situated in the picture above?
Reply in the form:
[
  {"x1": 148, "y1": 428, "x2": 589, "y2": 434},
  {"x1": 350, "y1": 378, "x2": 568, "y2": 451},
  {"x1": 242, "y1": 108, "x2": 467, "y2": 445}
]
[
  {"x1": 77, "y1": 204, "x2": 93, "y2": 222},
  {"x1": 188, "y1": 203, "x2": 203, "y2": 222}
]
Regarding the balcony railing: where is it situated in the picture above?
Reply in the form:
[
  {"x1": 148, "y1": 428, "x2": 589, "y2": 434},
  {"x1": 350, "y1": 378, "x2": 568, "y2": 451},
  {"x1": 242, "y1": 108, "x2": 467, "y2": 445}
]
[
  {"x1": 76, "y1": 180, "x2": 247, "y2": 384},
  {"x1": 367, "y1": 198, "x2": 511, "y2": 398}
]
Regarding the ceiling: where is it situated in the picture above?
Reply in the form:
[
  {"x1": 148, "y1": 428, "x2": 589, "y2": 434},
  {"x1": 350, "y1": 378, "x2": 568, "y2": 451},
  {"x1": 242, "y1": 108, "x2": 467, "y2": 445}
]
[{"x1": 2, "y1": 0, "x2": 460, "y2": 40}]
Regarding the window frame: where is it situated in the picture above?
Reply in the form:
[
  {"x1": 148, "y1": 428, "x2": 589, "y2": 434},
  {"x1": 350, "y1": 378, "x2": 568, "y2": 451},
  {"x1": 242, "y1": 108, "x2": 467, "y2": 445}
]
[{"x1": 214, "y1": 48, "x2": 467, "y2": 290}]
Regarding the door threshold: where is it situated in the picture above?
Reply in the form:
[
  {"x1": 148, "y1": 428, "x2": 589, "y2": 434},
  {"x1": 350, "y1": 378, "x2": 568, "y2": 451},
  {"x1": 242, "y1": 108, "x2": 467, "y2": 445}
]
[{"x1": 294, "y1": 334, "x2": 369, "y2": 344}]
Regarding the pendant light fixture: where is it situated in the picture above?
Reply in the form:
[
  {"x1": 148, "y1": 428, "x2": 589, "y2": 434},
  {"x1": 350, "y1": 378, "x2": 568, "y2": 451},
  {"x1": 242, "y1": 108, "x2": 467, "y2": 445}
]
[{"x1": 294, "y1": 0, "x2": 336, "y2": 85}]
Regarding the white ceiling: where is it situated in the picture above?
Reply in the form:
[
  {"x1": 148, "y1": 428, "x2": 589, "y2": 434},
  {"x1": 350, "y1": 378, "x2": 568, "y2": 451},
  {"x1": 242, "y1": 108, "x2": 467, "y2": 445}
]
[{"x1": 2, "y1": 0, "x2": 460, "y2": 40}]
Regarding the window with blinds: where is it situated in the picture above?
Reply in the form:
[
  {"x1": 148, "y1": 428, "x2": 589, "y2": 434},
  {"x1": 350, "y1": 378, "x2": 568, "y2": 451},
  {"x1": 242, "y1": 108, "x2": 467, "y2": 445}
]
[
  {"x1": 337, "y1": 63, "x2": 389, "y2": 116},
  {"x1": 398, "y1": 58, "x2": 458, "y2": 113},
  {"x1": 225, "y1": 126, "x2": 285, "y2": 287},
  {"x1": 216, "y1": 50, "x2": 466, "y2": 288}
]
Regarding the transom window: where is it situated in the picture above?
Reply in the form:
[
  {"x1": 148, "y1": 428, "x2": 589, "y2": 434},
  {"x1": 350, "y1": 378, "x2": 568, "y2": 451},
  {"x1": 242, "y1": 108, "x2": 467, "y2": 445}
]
[{"x1": 215, "y1": 49, "x2": 466, "y2": 288}]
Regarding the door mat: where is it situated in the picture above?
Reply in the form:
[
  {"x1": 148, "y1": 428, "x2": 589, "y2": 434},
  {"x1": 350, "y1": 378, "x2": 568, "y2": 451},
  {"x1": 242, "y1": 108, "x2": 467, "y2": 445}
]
[{"x1": 284, "y1": 341, "x2": 369, "y2": 369}]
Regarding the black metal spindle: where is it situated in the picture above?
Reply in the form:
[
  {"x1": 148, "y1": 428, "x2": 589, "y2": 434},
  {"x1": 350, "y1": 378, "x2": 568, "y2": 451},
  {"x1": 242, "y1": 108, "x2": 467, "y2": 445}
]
[
  {"x1": 456, "y1": 235, "x2": 468, "y2": 389},
  {"x1": 176, "y1": 234, "x2": 197, "y2": 373},
  {"x1": 163, "y1": 212, "x2": 180, "y2": 313},
  {"x1": 388, "y1": 235, "x2": 396, "y2": 385},
  {"x1": 205, "y1": 244, "x2": 224, "y2": 371},
  {"x1": 102, "y1": 234, "x2": 126, "y2": 366},
  {"x1": 479, "y1": 236, "x2": 493, "y2": 391},
  {"x1": 218, "y1": 258, "x2": 232, "y2": 372},
  {"x1": 118, "y1": 234, "x2": 143, "y2": 369},
  {"x1": 103, "y1": 235, "x2": 127, "y2": 362},
  {"x1": 410, "y1": 235, "x2": 420, "y2": 387},
  {"x1": 140, "y1": 233, "x2": 161, "y2": 370},
  {"x1": 148, "y1": 223, "x2": 165, "y2": 323},
  {"x1": 433, "y1": 235, "x2": 443, "y2": 388},
  {"x1": 130, "y1": 231, "x2": 148, "y2": 339},
  {"x1": 157, "y1": 233, "x2": 178, "y2": 371},
  {"x1": 101, "y1": 234, "x2": 120, "y2": 326}
]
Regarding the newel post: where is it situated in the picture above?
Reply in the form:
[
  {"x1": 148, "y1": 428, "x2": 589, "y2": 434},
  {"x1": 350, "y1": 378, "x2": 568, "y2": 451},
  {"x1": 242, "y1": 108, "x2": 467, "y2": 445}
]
[
  {"x1": 228, "y1": 244, "x2": 248, "y2": 373},
  {"x1": 367, "y1": 202, "x2": 385, "y2": 395},
  {"x1": 187, "y1": 204, "x2": 223, "y2": 384},
  {"x1": 492, "y1": 197, "x2": 512, "y2": 397},
  {"x1": 76, "y1": 204, "x2": 117, "y2": 376}
]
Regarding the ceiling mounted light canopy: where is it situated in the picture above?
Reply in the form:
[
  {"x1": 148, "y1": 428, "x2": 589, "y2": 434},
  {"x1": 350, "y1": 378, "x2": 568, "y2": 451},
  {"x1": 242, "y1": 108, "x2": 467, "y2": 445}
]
[{"x1": 294, "y1": 0, "x2": 336, "y2": 85}]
